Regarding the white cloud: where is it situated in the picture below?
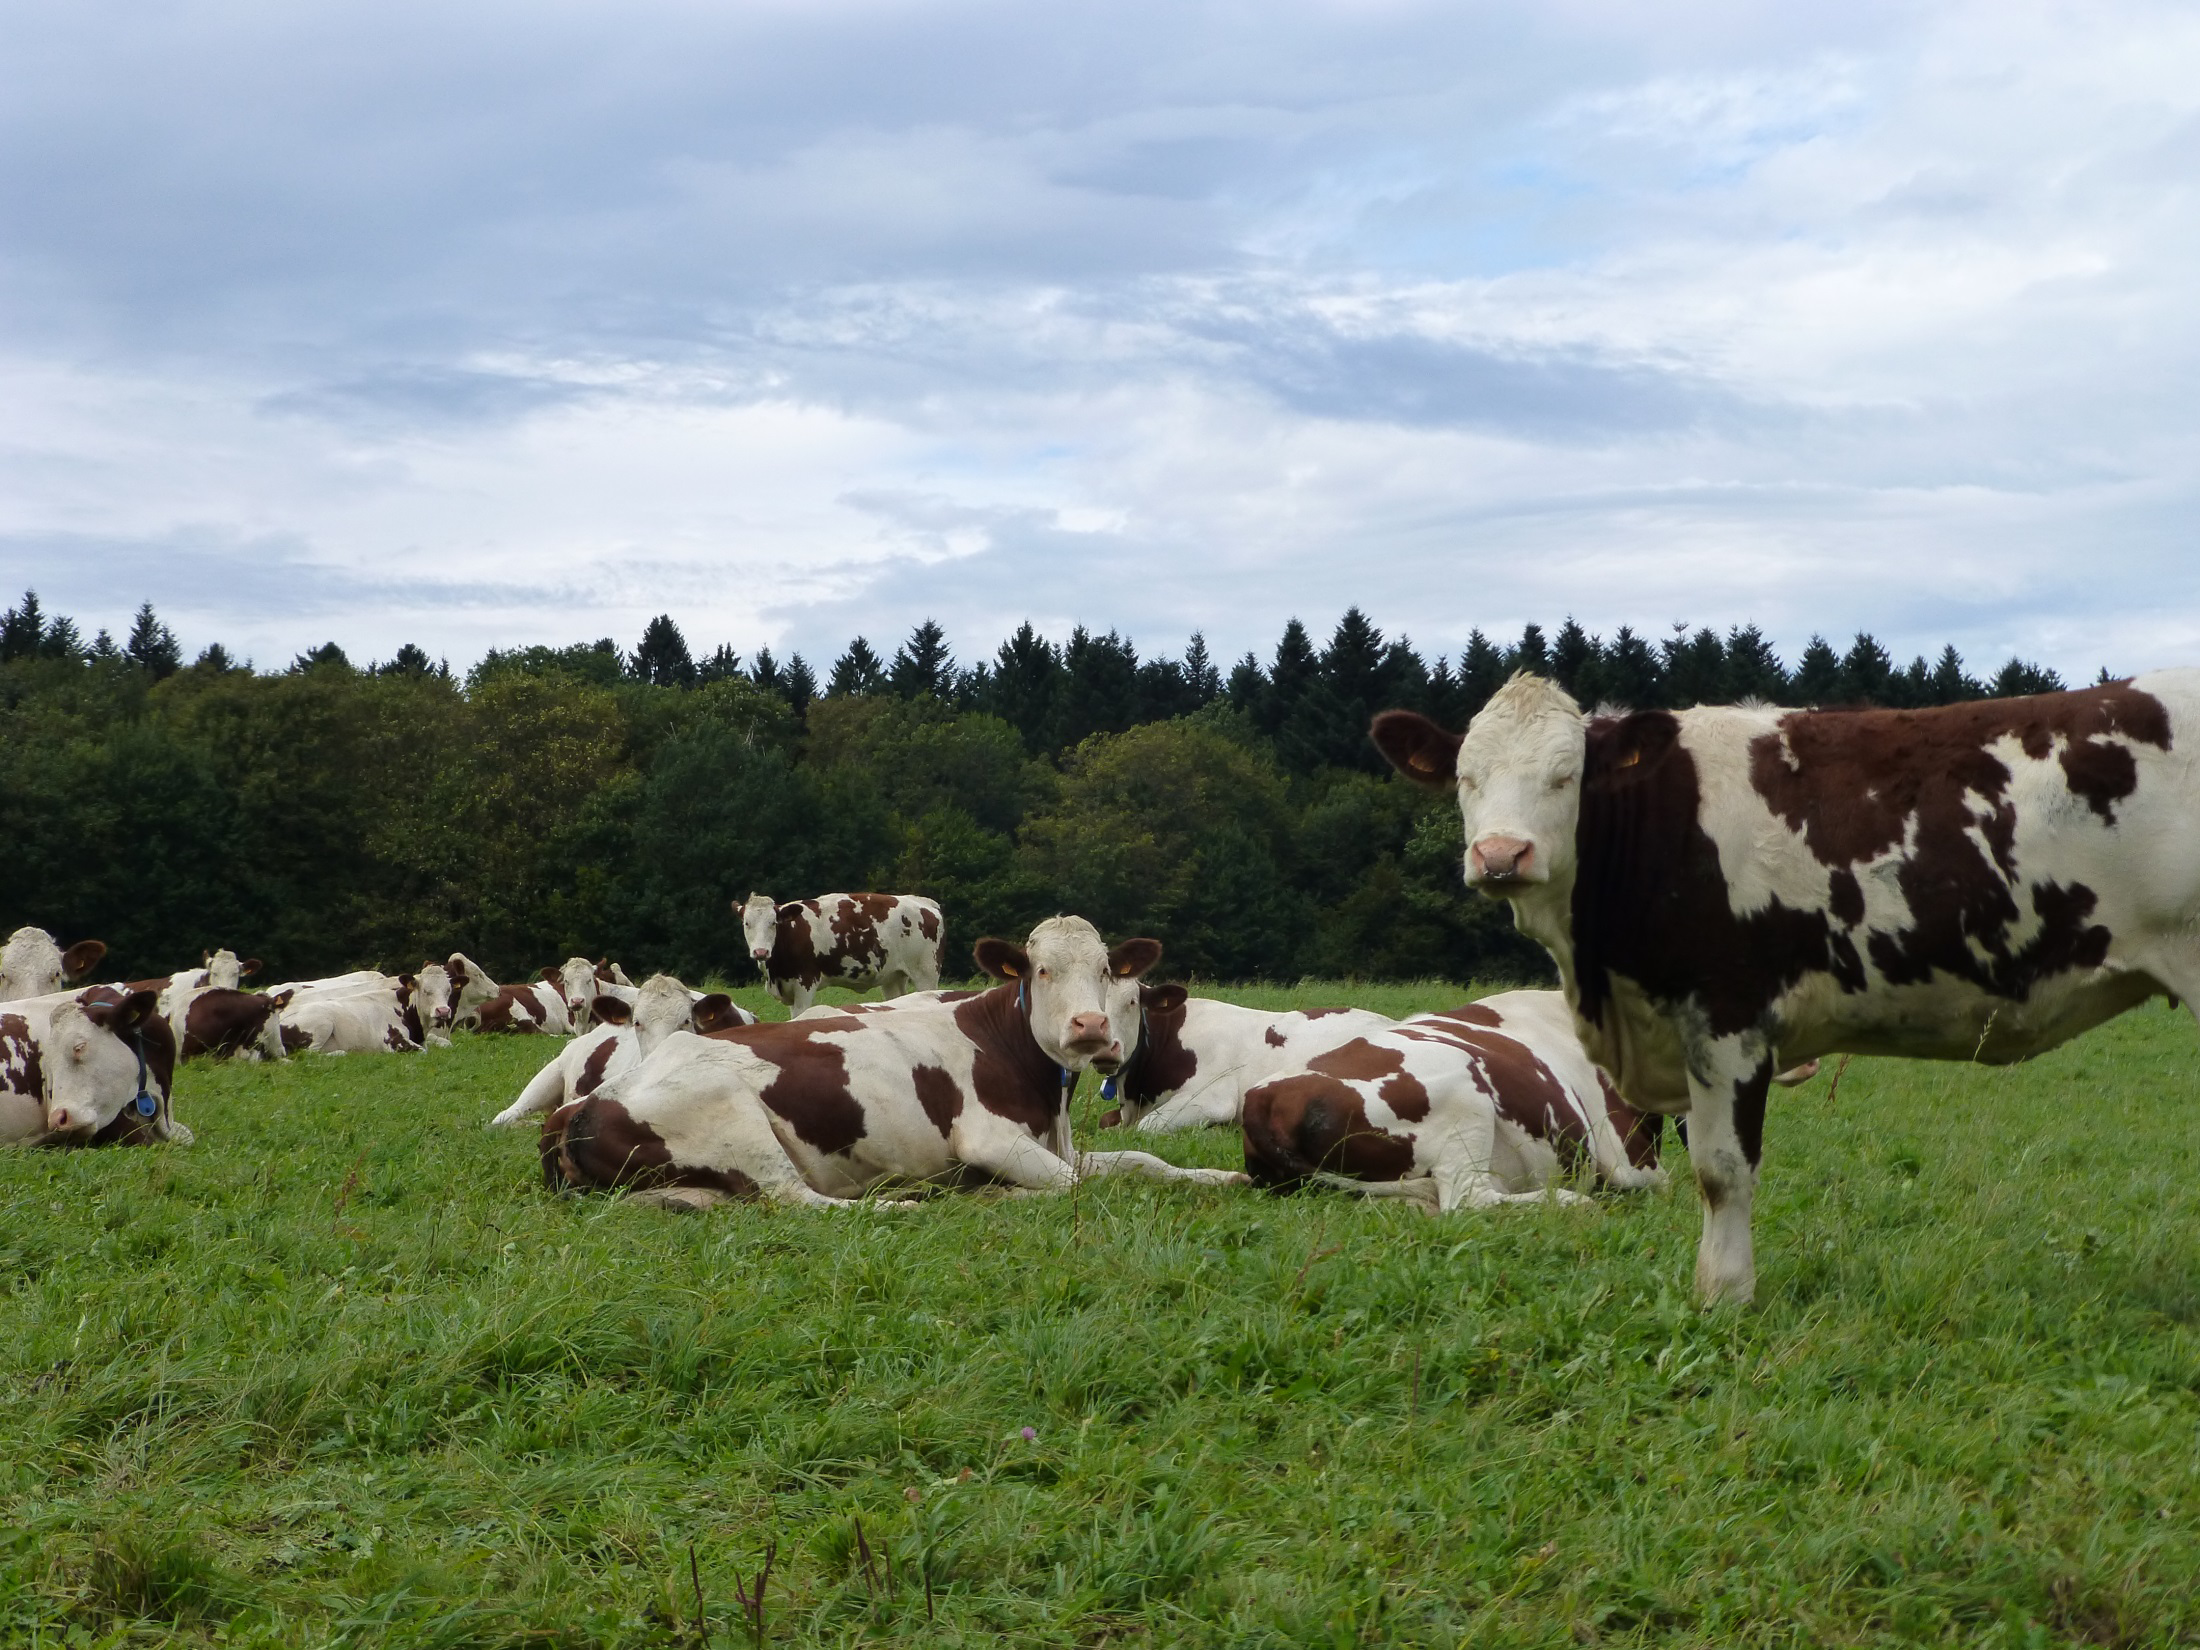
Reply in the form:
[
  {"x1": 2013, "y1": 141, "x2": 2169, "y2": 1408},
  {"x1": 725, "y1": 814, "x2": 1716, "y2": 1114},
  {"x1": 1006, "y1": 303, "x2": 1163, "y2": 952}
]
[{"x1": 0, "y1": 0, "x2": 2196, "y2": 680}]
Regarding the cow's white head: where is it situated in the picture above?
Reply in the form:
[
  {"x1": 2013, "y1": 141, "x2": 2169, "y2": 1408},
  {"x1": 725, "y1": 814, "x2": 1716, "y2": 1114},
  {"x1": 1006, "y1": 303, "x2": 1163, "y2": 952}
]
[
  {"x1": 737, "y1": 894, "x2": 779, "y2": 967},
  {"x1": 551, "y1": 956, "x2": 601, "y2": 1024},
  {"x1": 1374, "y1": 673, "x2": 1586, "y2": 896},
  {"x1": 1, "y1": 927, "x2": 107, "y2": 1004},
  {"x1": 975, "y1": 916, "x2": 1162, "y2": 1074},
  {"x1": 201, "y1": 948, "x2": 259, "y2": 991},
  {"x1": 43, "y1": 990, "x2": 165, "y2": 1137},
  {"x1": 415, "y1": 962, "x2": 457, "y2": 1029},
  {"x1": 589, "y1": 975, "x2": 747, "y2": 1055}
]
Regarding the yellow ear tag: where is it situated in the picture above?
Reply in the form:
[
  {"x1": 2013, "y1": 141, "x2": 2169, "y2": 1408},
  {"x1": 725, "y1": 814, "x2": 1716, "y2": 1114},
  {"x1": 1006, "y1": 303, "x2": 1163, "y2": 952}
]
[
  {"x1": 1618, "y1": 749, "x2": 1641, "y2": 768},
  {"x1": 999, "y1": 963, "x2": 1019, "y2": 978},
  {"x1": 1410, "y1": 752, "x2": 1439, "y2": 772}
]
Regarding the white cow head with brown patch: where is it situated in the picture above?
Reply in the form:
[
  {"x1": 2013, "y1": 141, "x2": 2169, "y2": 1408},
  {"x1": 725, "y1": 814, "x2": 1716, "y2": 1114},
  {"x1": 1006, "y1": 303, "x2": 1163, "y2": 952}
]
[
  {"x1": 974, "y1": 915, "x2": 1162, "y2": 1074},
  {"x1": 1, "y1": 927, "x2": 107, "y2": 1003},
  {"x1": 1375, "y1": 672, "x2": 1587, "y2": 896},
  {"x1": 201, "y1": 948, "x2": 260, "y2": 991},
  {"x1": 737, "y1": 893, "x2": 779, "y2": 967},
  {"x1": 43, "y1": 991, "x2": 164, "y2": 1137}
]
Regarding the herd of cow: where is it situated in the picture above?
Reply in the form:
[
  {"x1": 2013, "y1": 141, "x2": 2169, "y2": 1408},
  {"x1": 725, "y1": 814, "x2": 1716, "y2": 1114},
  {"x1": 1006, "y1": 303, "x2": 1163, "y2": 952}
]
[{"x1": 7, "y1": 669, "x2": 2197, "y2": 1305}]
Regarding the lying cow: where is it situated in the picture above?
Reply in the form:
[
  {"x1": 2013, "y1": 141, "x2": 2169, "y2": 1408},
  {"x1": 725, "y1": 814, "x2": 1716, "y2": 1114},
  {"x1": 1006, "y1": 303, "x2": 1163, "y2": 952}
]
[
  {"x1": 1, "y1": 928, "x2": 107, "y2": 1003},
  {"x1": 130, "y1": 949, "x2": 269, "y2": 1014},
  {"x1": 488, "y1": 975, "x2": 753, "y2": 1130},
  {"x1": 2, "y1": 988, "x2": 186, "y2": 1145},
  {"x1": 444, "y1": 954, "x2": 571, "y2": 1035},
  {"x1": 736, "y1": 892, "x2": 945, "y2": 1015},
  {"x1": 545, "y1": 916, "x2": 1246, "y2": 1208},
  {"x1": 165, "y1": 984, "x2": 287, "y2": 1061},
  {"x1": 263, "y1": 969, "x2": 393, "y2": 1002},
  {"x1": 1243, "y1": 991, "x2": 1667, "y2": 1211},
  {"x1": 1374, "y1": 668, "x2": 2200, "y2": 1304},
  {"x1": 1095, "y1": 997, "x2": 1395, "y2": 1131},
  {"x1": 275, "y1": 974, "x2": 431, "y2": 1054}
]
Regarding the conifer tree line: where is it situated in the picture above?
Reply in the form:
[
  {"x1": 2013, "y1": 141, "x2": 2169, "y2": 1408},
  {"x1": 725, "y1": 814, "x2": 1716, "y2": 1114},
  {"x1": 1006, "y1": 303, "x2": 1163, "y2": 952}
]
[{"x1": 1, "y1": 588, "x2": 2085, "y2": 991}]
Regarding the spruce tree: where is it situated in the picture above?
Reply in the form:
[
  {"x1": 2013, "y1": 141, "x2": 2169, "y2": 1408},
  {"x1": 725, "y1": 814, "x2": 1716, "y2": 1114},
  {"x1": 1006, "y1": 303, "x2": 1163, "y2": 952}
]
[
  {"x1": 1378, "y1": 637, "x2": 1429, "y2": 717},
  {"x1": 981, "y1": 622, "x2": 1064, "y2": 751},
  {"x1": 1549, "y1": 617, "x2": 1602, "y2": 705},
  {"x1": 1056, "y1": 627, "x2": 1141, "y2": 748},
  {"x1": 889, "y1": 619, "x2": 954, "y2": 699},
  {"x1": 1838, "y1": 633, "x2": 1895, "y2": 705},
  {"x1": 1457, "y1": 629, "x2": 1507, "y2": 719},
  {"x1": 123, "y1": 602, "x2": 182, "y2": 679},
  {"x1": 1725, "y1": 625, "x2": 1788, "y2": 702},
  {"x1": 697, "y1": 644, "x2": 742, "y2": 685},
  {"x1": 1791, "y1": 635, "x2": 1843, "y2": 704},
  {"x1": 1425, "y1": 655, "x2": 1465, "y2": 727},
  {"x1": 783, "y1": 653, "x2": 819, "y2": 713},
  {"x1": 1226, "y1": 651, "x2": 1266, "y2": 718},
  {"x1": 87, "y1": 628, "x2": 120, "y2": 662},
  {"x1": 750, "y1": 647, "x2": 783, "y2": 695},
  {"x1": 1890, "y1": 655, "x2": 1933, "y2": 708},
  {"x1": 193, "y1": 642, "x2": 236, "y2": 672},
  {"x1": 39, "y1": 615, "x2": 82, "y2": 660},
  {"x1": 1601, "y1": 625, "x2": 1662, "y2": 709},
  {"x1": 1991, "y1": 657, "x2": 2065, "y2": 697},
  {"x1": 1662, "y1": 626, "x2": 1729, "y2": 707},
  {"x1": 1507, "y1": 623, "x2": 1549, "y2": 676},
  {"x1": 632, "y1": 615, "x2": 698, "y2": 688},
  {"x1": 1926, "y1": 645, "x2": 1982, "y2": 704},
  {"x1": 1263, "y1": 619, "x2": 1319, "y2": 740},
  {"x1": 290, "y1": 642, "x2": 350, "y2": 673},
  {"x1": 376, "y1": 642, "x2": 439, "y2": 677},
  {"x1": 827, "y1": 637, "x2": 887, "y2": 697},
  {"x1": 0, "y1": 590, "x2": 43, "y2": 662},
  {"x1": 1183, "y1": 633, "x2": 1221, "y2": 704}
]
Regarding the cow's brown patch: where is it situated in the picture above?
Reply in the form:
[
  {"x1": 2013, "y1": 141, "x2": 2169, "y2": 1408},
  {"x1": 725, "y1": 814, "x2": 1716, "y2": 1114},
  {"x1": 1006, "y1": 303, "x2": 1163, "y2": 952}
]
[
  {"x1": 829, "y1": 895, "x2": 892, "y2": 975},
  {"x1": 1306, "y1": 1039, "x2": 1431, "y2": 1122},
  {"x1": 917, "y1": 905, "x2": 941, "y2": 942},
  {"x1": 1301, "y1": 1006, "x2": 1356, "y2": 1020},
  {"x1": 574, "y1": 1036, "x2": 620, "y2": 1097},
  {"x1": 1243, "y1": 1073, "x2": 1417, "y2": 1189},
  {"x1": 181, "y1": 989, "x2": 280, "y2": 1059},
  {"x1": 953, "y1": 984, "x2": 1067, "y2": 1135},
  {"x1": 280, "y1": 1021, "x2": 313, "y2": 1055},
  {"x1": 768, "y1": 903, "x2": 822, "y2": 989},
  {"x1": 1597, "y1": 1070, "x2": 1662, "y2": 1168},
  {"x1": 1467, "y1": 1034, "x2": 1587, "y2": 1166},
  {"x1": 912, "y1": 1062, "x2": 964, "y2": 1136},
  {"x1": 558, "y1": 1095, "x2": 761, "y2": 1199},
  {"x1": 539, "y1": 1101, "x2": 582, "y2": 1188},
  {"x1": 1, "y1": 1013, "x2": 44, "y2": 1100},
  {"x1": 714, "y1": 1020, "x2": 870, "y2": 1155},
  {"x1": 1116, "y1": 987, "x2": 1198, "y2": 1111},
  {"x1": 1263, "y1": 1026, "x2": 1286, "y2": 1048}
]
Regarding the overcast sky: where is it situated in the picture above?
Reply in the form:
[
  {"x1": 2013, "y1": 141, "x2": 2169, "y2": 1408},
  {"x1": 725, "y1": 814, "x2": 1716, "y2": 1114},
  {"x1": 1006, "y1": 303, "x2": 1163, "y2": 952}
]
[{"x1": 3, "y1": 0, "x2": 2195, "y2": 681}]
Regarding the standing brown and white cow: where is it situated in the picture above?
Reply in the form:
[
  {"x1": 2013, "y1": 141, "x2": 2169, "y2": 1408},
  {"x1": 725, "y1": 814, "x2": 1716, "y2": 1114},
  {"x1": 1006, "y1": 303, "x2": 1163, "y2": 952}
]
[
  {"x1": 1, "y1": 928, "x2": 108, "y2": 1003},
  {"x1": 1242, "y1": 991, "x2": 1667, "y2": 1210},
  {"x1": 736, "y1": 892, "x2": 944, "y2": 1015},
  {"x1": 1374, "y1": 669, "x2": 2200, "y2": 1304},
  {"x1": 545, "y1": 917, "x2": 1244, "y2": 1208}
]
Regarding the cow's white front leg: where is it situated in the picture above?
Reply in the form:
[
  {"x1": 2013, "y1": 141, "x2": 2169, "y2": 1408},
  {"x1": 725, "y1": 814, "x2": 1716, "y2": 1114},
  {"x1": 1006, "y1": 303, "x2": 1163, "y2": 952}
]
[
  {"x1": 1684, "y1": 1031, "x2": 1774, "y2": 1306},
  {"x1": 1074, "y1": 1149, "x2": 1250, "y2": 1186},
  {"x1": 950, "y1": 1118, "x2": 1080, "y2": 1192}
]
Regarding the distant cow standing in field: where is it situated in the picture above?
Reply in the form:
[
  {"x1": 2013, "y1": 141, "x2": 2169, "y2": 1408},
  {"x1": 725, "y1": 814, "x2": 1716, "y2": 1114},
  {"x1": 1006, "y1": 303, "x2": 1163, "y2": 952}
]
[
  {"x1": 1, "y1": 928, "x2": 108, "y2": 1003},
  {"x1": 1374, "y1": 669, "x2": 2200, "y2": 1304},
  {"x1": 737, "y1": 892, "x2": 944, "y2": 1014},
  {"x1": 1242, "y1": 991, "x2": 1667, "y2": 1211}
]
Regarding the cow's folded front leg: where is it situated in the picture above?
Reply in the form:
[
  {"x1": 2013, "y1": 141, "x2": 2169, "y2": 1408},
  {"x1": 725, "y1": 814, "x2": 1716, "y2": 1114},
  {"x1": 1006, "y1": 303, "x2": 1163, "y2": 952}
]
[
  {"x1": 950, "y1": 1127, "x2": 1081, "y2": 1193},
  {"x1": 1074, "y1": 1148, "x2": 1251, "y2": 1186}
]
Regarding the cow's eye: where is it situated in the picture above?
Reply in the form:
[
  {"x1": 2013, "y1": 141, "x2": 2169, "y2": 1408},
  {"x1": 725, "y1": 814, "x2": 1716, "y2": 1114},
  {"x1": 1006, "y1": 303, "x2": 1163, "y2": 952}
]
[{"x1": 1549, "y1": 775, "x2": 1573, "y2": 791}]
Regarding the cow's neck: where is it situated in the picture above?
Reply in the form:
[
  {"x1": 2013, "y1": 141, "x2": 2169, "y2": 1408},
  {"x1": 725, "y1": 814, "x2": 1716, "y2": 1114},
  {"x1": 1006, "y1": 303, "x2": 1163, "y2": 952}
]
[{"x1": 972, "y1": 980, "x2": 1072, "y2": 1114}]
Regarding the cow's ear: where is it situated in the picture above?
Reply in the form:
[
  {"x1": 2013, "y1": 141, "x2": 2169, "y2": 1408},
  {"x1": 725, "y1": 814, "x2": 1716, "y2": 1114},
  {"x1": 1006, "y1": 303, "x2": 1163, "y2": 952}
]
[
  {"x1": 60, "y1": 940, "x2": 107, "y2": 980},
  {"x1": 240, "y1": 958, "x2": 260, "y2": 977},
  {"x1": 536, "y1": 965, "x2": 557, "y2": 982},
  {"x1": 1139, "y1": 981, "x2": 1188, "y2": 1014},
  {"x1": 88, "y1": 989, "x2": 159, "y2": 1034},
  {"x1": 1371, "y1": 710, "x2": 1463, "y2": 787},
  {"x1": 447, "y1": 958, "x2": 468, "y2": 985},
  {"x1": 973, "y1": 937, "x2": 1029, "y2": 980},
  {"x1": 1588, "y1": 712, "x2": 1677, "y2": 788},
  {"x1": 202, "y1": 949, "x2": 213, "y2": 964},
  {"x1": 396, "y1": 973, "x2": 417, "y2": 992},
  {"x1": 592, "y1": 995, "x2": 634, "y2": 1026},
  {"x1": 270, "y1": 987, "x2": 296, "y2": 1008},
  {"x1": 1109, "y1": 938, "x2": 1163, "y2": 979},
  {"x1": 689, "y1": 993, "x2": 739, "y2": 1033}
]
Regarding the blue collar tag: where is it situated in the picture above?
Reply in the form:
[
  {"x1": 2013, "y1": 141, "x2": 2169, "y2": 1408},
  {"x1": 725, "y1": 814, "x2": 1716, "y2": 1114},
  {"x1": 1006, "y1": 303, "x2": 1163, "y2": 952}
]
[{"x1": 1100, "y1": 1074, "x2": 1119, "y2": 1101}]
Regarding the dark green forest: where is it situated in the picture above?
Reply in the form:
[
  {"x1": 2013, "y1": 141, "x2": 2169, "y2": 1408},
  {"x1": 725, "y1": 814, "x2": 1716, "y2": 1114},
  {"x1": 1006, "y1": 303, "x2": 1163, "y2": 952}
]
[{"x1": 1, "y1": 592, "x2": 2082, "y2": 987}]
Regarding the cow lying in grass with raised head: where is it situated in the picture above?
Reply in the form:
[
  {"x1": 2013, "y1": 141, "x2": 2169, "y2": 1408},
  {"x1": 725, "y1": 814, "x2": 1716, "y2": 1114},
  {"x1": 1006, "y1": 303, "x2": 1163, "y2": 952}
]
[
  {"x1": 543, "y1": 916, "x2": 1247, "y2": 1209},
  {"x1": 488, "y1": 974, "x2": 754, "y2": 1130},
  {"x1": 274, "y1": 974, "x2": 432, "y2": 1055},
  {"x1": 443, "y1": 953, "x2": 572, "y2": 1035},
  {"x1": 1243, "y1": 990, "x2": 1667, "y2": 1212},
  {"x1": 1095, "y1": 997, "x2": 1396, "y2": 1132},
  {"x1": 2, "y1": 988, "x2": 185, "y2": 1145},
  {"x1": 1, "y1": 928, "x2": 108, "y2": 1004},
  {"x1": 164, "y1": 984, "x2": 287, "y2": 1061},
  {"x1": 1374, "y1": 668, "x2": 2200, "y2": 1303}
]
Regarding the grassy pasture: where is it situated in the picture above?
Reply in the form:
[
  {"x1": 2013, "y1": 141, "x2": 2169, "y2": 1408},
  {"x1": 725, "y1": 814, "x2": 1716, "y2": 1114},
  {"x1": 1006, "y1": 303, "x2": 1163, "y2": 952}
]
[{"x1": 3, "y1": 981, "x2": 2199, "y2": 1648}]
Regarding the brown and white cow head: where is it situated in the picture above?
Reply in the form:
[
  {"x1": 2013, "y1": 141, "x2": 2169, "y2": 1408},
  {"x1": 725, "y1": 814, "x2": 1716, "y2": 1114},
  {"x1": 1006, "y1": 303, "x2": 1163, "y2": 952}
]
[
  {"x1": 44, "y1": 990, "x2": 166, "y2": 1138},
  {"x1": 414, "y1": 962, "x2": 458, "y2": 1029},
  {"x1": 737, "y1": 893, "x2": 780, "y2": 968},
  {"x1": 446, "y1": 953, "x2": 498, "y2": 1022},
  {"x1": 549, "y1": 956, "x2": 603, "y2": 1025},
  {"x1": 2, "y1": 927, "x2": 108, "y2": 1003},
  {"x1": 1375, "y1": 673, "x2": 1588, "y2": 897},
  {"x1": 974, "y1": 916, "x2": 1162, "y2": 1075},
  {"x1": 588, "y1": 973, "x2": 725, "y2": 1057},
  {"x1": 202, "y1": 948, "x2": 260, "y2": 991}
]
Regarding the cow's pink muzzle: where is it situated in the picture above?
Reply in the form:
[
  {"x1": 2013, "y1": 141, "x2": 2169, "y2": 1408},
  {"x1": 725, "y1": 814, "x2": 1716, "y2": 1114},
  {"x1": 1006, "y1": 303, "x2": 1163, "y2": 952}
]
[{"x1": 1469, "y1": 835, "x2": 1537, "y2": 884}]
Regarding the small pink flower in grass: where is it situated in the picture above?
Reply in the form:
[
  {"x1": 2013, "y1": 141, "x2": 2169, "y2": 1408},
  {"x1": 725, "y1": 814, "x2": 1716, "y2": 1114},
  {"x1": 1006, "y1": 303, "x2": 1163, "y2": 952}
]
[{"x1": 1021, "y1": 1427, "x2": 1037, "y2": 1442}]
